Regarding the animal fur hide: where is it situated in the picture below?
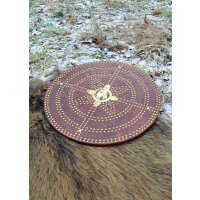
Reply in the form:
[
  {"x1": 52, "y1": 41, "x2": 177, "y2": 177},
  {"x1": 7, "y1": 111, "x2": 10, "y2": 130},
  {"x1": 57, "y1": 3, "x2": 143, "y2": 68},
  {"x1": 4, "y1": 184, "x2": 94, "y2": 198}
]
[{"x1": 29, "y1": 74, "x2": 172, "y2": 200}]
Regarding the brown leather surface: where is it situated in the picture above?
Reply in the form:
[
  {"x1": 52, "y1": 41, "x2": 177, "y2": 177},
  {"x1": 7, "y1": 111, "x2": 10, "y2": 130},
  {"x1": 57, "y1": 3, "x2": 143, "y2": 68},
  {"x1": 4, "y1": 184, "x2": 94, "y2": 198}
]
[{"x1": 44, "y1": 61, "x2": 161, "y2": 146}]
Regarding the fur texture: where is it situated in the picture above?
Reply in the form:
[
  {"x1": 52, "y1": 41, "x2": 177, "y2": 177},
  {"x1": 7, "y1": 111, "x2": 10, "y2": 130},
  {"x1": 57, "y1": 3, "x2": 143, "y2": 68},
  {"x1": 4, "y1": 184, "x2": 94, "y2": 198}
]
[{"x1": 30, "y1": 75, "x2": 172, "y2": 200}]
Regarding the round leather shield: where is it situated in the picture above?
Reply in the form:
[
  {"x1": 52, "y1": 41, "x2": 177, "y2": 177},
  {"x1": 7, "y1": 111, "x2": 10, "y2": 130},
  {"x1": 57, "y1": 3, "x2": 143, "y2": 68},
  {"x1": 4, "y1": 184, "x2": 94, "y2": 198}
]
[{"x1": 44, "y1": 61, "x2": 161, "y2": 146}]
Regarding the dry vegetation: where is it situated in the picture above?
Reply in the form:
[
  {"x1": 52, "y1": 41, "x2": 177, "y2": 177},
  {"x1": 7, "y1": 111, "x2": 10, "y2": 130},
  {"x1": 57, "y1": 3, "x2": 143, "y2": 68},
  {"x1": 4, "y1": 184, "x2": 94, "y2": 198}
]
[
  {"x1": 78, "y1": 20, "x2": 127, "y2": 51},
  {"x1": 133, "y1": 15, "x2": 171, "y2": 60},
  {"x1": 30, "y1": 0, "x2": 172, "y2": 117},
  {"x1": 78, "y1": 14, "x2": 171, "y2": 61}
]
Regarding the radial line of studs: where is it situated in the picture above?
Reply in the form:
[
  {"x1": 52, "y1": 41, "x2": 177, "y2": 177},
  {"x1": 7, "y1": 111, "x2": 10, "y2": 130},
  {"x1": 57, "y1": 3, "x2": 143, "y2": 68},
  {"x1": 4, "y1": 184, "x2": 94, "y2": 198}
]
[
  {"x1": 74, "y1": 106, "x2": 97, "y2": 140},
  {"x1": 107, "y1": 64, "x2": 123, "y2": 85}
]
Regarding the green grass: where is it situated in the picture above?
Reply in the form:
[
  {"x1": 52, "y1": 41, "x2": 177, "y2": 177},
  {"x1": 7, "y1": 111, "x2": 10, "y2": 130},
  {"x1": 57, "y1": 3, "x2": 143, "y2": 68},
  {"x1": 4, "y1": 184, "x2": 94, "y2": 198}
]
[
  {"x1": 154, "y1": 7, "x2": 172, "y2": 19},
  {"x1": 30, "y1": 51, "x2": 53, "y2": 73},
  {"x1": 52, "y1": 10, "x2": 64, "y2": 18}
]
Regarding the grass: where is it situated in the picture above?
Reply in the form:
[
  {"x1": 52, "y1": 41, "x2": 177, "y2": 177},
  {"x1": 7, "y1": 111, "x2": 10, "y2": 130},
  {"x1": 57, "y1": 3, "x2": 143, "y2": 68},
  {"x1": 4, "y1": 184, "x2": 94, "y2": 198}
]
[
  {"x1": 30, "y1": 0, "x2": 172, "y2": 75},
  {"x1": 78, "y1": 20, "x2": 127, "y2": 51},
  {"x1": 104, "y1": 0, "x2": 126, "y2": 7},
  {"x1": 103, "y1": 0, "x2": 136, "y2": 11},
  {"x1": 30, "y1": 51, "x2": 53, "y2": 73},
  {"x1": 154, "y1": 7, "x2": 172, "y2": 19},
  {"x1": 52, "y1": 10, "x2": 64, "y2": 18},
  {"x1": 132, "y1": 15, "x2": 171, "y2": 60},
  {"x1": 77, "y1": 20, "x2": 105, "y2": 45}
]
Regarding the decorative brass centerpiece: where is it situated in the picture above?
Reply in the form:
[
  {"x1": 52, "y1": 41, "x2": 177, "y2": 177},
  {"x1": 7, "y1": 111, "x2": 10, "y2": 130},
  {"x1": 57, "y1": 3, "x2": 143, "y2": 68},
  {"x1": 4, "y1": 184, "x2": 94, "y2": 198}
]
[{"x1": 87, "y1": 84, "x2": 118, "y2": 107}]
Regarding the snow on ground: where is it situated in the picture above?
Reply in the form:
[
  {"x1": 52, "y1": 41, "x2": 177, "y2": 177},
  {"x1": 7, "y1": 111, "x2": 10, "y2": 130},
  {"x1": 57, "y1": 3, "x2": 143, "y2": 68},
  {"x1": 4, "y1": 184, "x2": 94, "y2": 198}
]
[{"x1": 30, "y1": 0, "x2": 172, "y2": 119}]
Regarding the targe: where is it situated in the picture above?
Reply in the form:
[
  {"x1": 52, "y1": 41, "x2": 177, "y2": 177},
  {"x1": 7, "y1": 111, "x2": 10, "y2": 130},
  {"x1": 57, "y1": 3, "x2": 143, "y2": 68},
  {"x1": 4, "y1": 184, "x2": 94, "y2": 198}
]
[{"x1": 44, "y1": 61, "x2": 161, "y2": 146}]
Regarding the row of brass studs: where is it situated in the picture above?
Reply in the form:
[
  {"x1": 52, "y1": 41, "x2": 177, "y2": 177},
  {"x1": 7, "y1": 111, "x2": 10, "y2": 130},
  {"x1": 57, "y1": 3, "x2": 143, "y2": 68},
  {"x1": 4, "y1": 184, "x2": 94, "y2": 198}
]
[
  {"x1": 63, "y1": 65, "x2": 115, "y2": 85},
  {"x1": 73, "y1": 93, "x2": 93, "y2": 106},
  {"x1": 55, "y1": 87, "x2": 80, "y2": 127},
  {"x1": 69, "y1": 75, "x2": 137, "y2": 120},
  {"x1": 107, "y1": 64, "x2": 123, "y2": 85},
  {"x1": 121, "y1": 67, "x2": 161, "y2": 107},
  {"x1": 75, "y1": 110, "x2": 159, "y2": 144},
  {"x1": 74, "y1": 106, "x2": 97, "y2": 140},
  {"x1": 44, "y1": 86, "x2": 75, "y2": 136},
  {"x1": 84, "y1": 105, "x2": 147, "y2": 133}
]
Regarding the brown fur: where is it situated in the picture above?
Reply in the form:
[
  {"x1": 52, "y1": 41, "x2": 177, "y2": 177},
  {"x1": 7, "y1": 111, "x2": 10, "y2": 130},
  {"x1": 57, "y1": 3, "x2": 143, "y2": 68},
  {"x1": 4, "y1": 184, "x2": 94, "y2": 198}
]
[{"x1": 30, "y1": 75, "x2": 172, "y2": 200}]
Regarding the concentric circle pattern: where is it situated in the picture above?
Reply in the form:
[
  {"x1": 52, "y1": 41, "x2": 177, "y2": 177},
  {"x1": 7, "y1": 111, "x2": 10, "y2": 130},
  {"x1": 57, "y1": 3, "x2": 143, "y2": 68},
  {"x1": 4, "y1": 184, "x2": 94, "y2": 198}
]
[{"x1": 44, "y1": 61, "x2": 161, "y2": 145}]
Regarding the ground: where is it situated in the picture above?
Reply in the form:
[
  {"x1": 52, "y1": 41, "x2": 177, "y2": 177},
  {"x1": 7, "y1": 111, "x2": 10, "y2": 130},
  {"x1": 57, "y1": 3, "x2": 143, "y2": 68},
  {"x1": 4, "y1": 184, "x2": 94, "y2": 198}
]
[{"x1": 29, "y1": 0, "x2": 172, "y2": 119}]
